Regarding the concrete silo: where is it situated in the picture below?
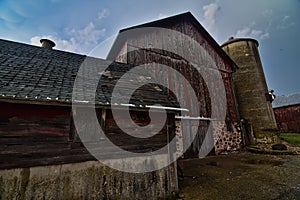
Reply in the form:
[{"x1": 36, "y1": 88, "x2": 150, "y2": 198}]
[{"x1": 221, "y1": 37, "x2": 278, "y2": 144}]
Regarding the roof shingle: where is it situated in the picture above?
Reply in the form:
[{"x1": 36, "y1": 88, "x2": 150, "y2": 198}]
[
  {"x1": 272, "y1": 93, "x2": 300, "y2": 108},
  {"x1": 0, "y1": 39, "x2": 179, "y2": 108}
]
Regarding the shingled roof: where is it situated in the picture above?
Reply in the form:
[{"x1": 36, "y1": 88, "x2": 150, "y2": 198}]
[
  {"x1": 272, "y1": 93, "x2": 300, "y2": 108},
  {"x1": 0, "y1": 39, "x2": 179, "y2": 108}
]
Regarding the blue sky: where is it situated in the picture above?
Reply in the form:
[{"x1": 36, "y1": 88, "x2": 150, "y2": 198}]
[{"x1": 0, "y1": 0, "x2": 299, "y2": 96}]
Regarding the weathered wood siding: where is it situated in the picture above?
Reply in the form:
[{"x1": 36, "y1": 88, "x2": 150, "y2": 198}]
[
  {"x1": 273, "y1": 104, "x2": 300, "y2": 133},
  {"x1": 104, "y1": 109, "x2": 174, "y2": 152},
  {"x1": 110, "y1": 18, "x2": 240, "y2": 156},
  {"x1": 0, "y1": 101, "x2": 178, "y2": 198},
  {"x1": 122, "y1": 19, "x2": 237, "y2": 121},
  {"x1": 0, "y1": 102, "x2": 70, "y2": 137},
  {"x1": 0, "y1": 102, "x2": 175, "y2": 169},
  {"x1": 0, "y1": 102, "x2": 91, "y2": 169}
]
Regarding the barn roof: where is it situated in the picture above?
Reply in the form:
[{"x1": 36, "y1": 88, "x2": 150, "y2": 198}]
[
  {"x1": 0, "y1": 39, "x2": 179, "y2": 109},
  {"x1": 272, "y1": 93, "x2": 300, "y2": 108},
  {"x1": 107, "y1": 12, "x2": 238, "y2": 71}
]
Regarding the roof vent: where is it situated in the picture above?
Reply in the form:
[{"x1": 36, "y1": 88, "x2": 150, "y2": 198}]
[{"x1": 40, "y1": 39, "x2": 56, "y2": 49}]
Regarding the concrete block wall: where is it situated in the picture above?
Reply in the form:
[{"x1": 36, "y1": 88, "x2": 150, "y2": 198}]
[{"x1": 0, "y1": 158, "x2": 177, "y2": 200}]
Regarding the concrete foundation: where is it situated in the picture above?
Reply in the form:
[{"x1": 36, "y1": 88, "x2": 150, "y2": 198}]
[{"x1": 0, "y1": 157, "x2": 177, "y2": 200}]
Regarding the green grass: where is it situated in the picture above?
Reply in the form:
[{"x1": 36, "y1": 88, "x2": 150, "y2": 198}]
[{"x1": 280, "y1": 133, "x2": 300, "y2": 146}]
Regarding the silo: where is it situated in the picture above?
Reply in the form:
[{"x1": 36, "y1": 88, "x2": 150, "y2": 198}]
[{"x1": 221, "y1": 37, "x2": 278, "y2": 143}]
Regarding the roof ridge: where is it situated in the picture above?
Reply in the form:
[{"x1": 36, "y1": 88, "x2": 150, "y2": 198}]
[
  {"x1": 0, "y1": 38, "x2": 86, "y2": 57},
  {"x1": 272, "y1": 92, "x2": 300, "y2": 108}
]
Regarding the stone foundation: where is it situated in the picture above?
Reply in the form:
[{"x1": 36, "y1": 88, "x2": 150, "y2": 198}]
[
  {"x1": 214, "y1": 121, "x2": 242, "y2": 154},
  {"x1": 175, "y1": 120, "x2": 184, "y2": 158},
  {"x1": 254, "y1": 130, "x2": 279, "y2": 144},
  {"x1": 175, "y1": 120, "x2": 242, "y2": 157}
]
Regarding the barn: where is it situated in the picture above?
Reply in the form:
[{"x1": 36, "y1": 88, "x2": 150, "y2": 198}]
[
  {"x1": 108, "y1": 12, "x2": 242, "y2": 156},
  {"x1": 0, "y1": 39, "x2": 179, "y2": 199},
  {"x1": 273, "y1": 93, "x2": 300, "y2": 133},
  {"x1": 0, "y1": 11, "x2": 265, "y2": 199}
]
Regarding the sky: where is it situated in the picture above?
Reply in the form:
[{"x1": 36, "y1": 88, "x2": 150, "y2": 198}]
[{"x1": 0, "y1": 0, "x2": 299, "y2": 96}]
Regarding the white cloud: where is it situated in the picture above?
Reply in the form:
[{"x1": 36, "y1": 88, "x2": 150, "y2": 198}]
[
  {"x1": 235, "y1": 27, "x2": 251, "y2": 37},
  {"x1": 262, "y1": 9, "x2": 273, "y2": 18},
  {"x1": 283, "y1": 15, "x2": 290, "y2": 22},
  {"x1": 98, "y1": 8, "x2": 109, "y2": 21},
  {"x1": 235, "y1": 27, "x2": 270, "y2": 40},
  {"x1": 30, "y1": 9, "x2": 109, "y2": 53},
  {"x1": 260, "y1": 32, "x2": 270, "y2": 40},
  {"x1": 233, "y1": 8, "x2": 274, "y2": 41},
  {"x1": 277, "y1": 15, "x2": 295, "y2": 29},
  {"x1": 250, "y1": 29, "x2": 263, "y2": 37},
  {"x1": 202, "y1": 2, "x2": 220, "y2": 32},
  {"x1": 67, "y1": 22, "x2": 106, "y2": 48},
  {"x1": 30, "y1": 35, "x2": 78, "y2": 52}
]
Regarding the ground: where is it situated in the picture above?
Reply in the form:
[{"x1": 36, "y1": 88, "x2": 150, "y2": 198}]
[{"x1": 177, "y1": 152, "x2": 300, "y2": 200}]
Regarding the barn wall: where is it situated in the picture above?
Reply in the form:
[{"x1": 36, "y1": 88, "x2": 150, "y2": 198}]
[
  {"x1": 111, "y1": 19, "x2": 241, "y2": 155},
  {"x1": 273, "y1": 104, "x2": 300, "y2": 133},
  {"x1": 0, "y1": 102, "x2": 71, "y2": 137},
  {"x1": 0, "y1": 158, "x2": 177, "y2": 200},
  {"x1": 0, "y1": 102, "x2": 176, "y2": 168},
  {"x1": 0, "y1": 102, "x2": 77, "y2": 169},
  {"x1": 72, "y1": 107, "x2": 175, "y2": 155},
  {"x1": 0, "y1": 102, "x2": 178, "y2": 198},
  {"x1": 0, "y1": 101, "x2": 81, "y2": 169}
]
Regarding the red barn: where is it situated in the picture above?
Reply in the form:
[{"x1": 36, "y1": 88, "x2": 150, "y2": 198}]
[
  {"x1": 108, "y1": 12, "x2": 242, "y2": 156},
  {"x1": 0, "y1": 39, "x2": 179, "y2": 199},
  {"x1": 273, "y1": 94, "x2": 300, "y2": 133},
  {"x1": 0, "y1": 12, "x2": 247, "y2": 199}
]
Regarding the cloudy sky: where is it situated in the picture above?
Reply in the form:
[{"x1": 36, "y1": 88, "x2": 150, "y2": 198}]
[{"x1": 0, "y1": 0, "x2": 299, "y2": 96}]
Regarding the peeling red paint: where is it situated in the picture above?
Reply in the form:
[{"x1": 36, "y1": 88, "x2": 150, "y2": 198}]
[{"x1": 273, "y1": 104, "x2": 300, "y2": 133}]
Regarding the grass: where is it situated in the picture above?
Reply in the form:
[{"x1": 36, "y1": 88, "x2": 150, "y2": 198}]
[{"x1": 280, "y1": 133, "x2": 300, "y2": 146}]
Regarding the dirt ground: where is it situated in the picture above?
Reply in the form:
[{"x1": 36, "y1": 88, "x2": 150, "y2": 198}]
[{"x1": 177, "y1": 152, "x2": 300, "y2": 200}]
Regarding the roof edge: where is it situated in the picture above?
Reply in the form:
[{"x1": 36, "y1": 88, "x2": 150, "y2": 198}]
[
  {"x1": 119, "y1": 12, "x2": 193, "y2": 32},
  {"x1": 221, "y1": 37, "x2": 259, "y2": 47},
  {"x1": 107, "y1": 12, "x2": 239, "y2": 72},
  {"x1": 0, "y1": 38, "x2": 87, "y2": 57}
]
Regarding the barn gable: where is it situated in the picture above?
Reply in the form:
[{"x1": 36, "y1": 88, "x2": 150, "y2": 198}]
[
  {"x1": 107, "y1": 12, "x2": 242, "y2": 156},
  {"x1": 108, "y1": 12, "x2": 237, "y2": 73}
]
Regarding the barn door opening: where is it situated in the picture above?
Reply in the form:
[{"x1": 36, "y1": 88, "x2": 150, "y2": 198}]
[{"x1": 175, "y1": 117, "x2": 215, "y2": 159}]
